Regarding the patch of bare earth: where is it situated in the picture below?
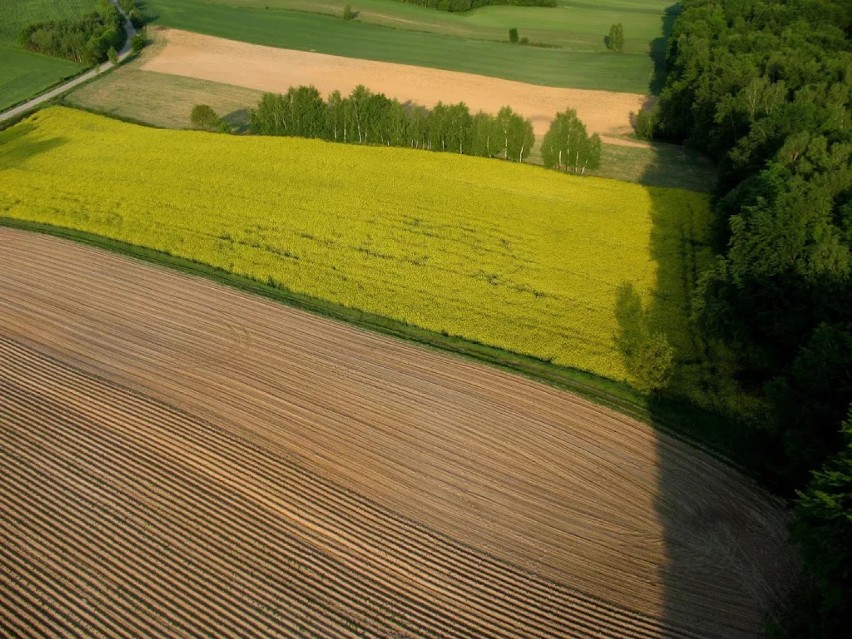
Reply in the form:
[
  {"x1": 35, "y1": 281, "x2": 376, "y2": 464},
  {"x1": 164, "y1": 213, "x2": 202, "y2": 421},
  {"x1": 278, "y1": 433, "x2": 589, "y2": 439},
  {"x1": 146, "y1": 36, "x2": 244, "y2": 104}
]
[
  {"x1": 0, "y1": 229, "x2": 795, "y2": 638},
  {"x1": 141, "y1": 28, "x2": 648, "y2": 146}
]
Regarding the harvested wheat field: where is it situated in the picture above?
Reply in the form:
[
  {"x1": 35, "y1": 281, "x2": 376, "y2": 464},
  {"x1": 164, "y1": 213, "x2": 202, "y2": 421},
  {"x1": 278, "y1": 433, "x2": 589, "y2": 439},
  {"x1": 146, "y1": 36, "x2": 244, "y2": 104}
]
[
  {"x1": 0, "y1": 229, "x2": 794, "y2": 638},
  {"x1": 141, "y1": 28, "x2": 647, "y2": 145}
]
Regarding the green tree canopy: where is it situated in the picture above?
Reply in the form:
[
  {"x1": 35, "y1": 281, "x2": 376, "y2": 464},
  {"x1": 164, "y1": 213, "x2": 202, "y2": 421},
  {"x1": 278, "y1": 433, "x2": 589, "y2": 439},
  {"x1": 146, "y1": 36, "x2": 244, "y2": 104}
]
[{"x1": 540, "y1": 108, "x2": 601, "y2": 174}]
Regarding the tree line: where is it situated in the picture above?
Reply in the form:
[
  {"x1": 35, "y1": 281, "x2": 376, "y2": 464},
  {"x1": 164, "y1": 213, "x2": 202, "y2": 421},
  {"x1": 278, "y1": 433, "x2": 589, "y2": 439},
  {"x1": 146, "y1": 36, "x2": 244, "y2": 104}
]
[
  {"x1": 19, "y1": 0, "x2": 125, "y2": 67},
  {"x1": 397, "y1": 0, "x2": 555, "y2": 11},
  {"x1": 650, "y1": 1, "x2": 851, "y2": 635},
  {"x1": 248, "y1": 85, "x2": 600, "y2": 173}
]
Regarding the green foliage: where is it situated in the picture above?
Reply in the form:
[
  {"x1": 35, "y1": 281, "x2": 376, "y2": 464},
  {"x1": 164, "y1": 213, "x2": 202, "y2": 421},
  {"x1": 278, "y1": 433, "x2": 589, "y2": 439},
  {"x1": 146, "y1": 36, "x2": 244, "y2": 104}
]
[
  {"x1": 508, "y1": 27, "x2": 518, "y2": 43},
  {"x1": 18, "y1": 4, "x2": 125, "y2": 66},
  {"x1": 614, "y1": 283, "x2": 675, "y2": 392},
  {"x1": 540, "y1": 108, "x2": 601, "y2": 175},
  {"x1": 107, "y1": 45, "x2": 118, "y2": 65},
  {"x1": 250, "y1": 84, "x2": 534, "y2": 161},
  {"x1": 634, "y1": 106, "x2": 656, "y2": 140},
  {"x1": 783, "y1": 407, "x2": 852, "y2": 637},
  {"x1": 607, "y1": 23, "x2": 624, "y2": 52},
  {"x1": 190, "y1": 104, "x2": 220, "y2": 130},
  {"x1": 343, "y1": 4, "x2": 355, "y2": 20},
  {"x1": 654, "y1": 1, "x2": 852, "y2": 629},
  {"x1": 0, "y1": 0, "x2": 116, "y2": 110},
  {"x1": 131, "y1": 32, "x2": 145, "y2": 52},
  {"x1": 118, "y1": 0, "x2": 144, "y2": 28}
]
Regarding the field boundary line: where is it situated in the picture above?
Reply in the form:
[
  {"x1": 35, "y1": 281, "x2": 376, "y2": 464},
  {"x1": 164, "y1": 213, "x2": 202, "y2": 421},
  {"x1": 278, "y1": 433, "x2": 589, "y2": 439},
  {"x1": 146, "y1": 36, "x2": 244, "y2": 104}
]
[{"x1": 0, "y1": 217, "x2": 771, "y2": 489}]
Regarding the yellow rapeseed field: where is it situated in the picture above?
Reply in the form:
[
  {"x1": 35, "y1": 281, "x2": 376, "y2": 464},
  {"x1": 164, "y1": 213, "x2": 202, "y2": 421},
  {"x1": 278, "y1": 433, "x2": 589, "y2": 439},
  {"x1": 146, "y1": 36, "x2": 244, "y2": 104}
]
[{"x1": 0, "y1": 107, "x2": 712, "y2": 384}]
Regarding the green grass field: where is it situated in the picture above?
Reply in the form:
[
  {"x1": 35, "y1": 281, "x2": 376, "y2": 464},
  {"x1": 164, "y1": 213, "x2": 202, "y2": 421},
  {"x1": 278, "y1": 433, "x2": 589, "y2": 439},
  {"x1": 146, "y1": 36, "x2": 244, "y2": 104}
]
[
  {"x1": 188, "y1": 0, "x2": 671, "y2": 53},
  {"x1": 144, "y1": 0, "x2": 674, "y2": 93},
  {"x1": 0, "y1": 107, "x2": 712, "y2": 390},
  {"x1": 0, "y1": 0, "x2": 98, "y2": 110}
]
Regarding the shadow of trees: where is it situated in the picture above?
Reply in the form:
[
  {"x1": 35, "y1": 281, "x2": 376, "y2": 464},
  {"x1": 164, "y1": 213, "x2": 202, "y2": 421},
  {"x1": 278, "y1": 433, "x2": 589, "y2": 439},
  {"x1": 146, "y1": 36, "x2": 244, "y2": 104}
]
[
  {"x1": 649, "y1": 4, "x2": 681, "y2": 95},
  {"x1": 611, "y1": 141, "x2": 797, "y2": 636},
  {"x1": 222, "y1": 108, "x2": 252, "y2": 134},
  {"x1": 0, "y1": 123, "x2": 66, "y2": 171}
]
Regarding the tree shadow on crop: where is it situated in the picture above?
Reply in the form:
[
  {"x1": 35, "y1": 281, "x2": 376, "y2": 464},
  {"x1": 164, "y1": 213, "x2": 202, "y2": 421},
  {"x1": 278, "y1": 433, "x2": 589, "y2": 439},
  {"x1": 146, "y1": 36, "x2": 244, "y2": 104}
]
[
  {"x1": 614, "y1": 138, "x2": 798, "y2": 637},
  {"x1": 649, "y1": 4, "x2": 681, "y2": 95},
  {"x1": 0, "y1": 124, "x2": 66, "y2": 171}
]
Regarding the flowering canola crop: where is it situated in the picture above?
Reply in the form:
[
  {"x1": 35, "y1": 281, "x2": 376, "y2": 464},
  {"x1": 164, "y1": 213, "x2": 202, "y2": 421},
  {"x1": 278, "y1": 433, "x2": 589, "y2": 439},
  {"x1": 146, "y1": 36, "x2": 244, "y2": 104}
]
[{"x1": 0, "y1": 108, "x2": 712, "y2": 383}]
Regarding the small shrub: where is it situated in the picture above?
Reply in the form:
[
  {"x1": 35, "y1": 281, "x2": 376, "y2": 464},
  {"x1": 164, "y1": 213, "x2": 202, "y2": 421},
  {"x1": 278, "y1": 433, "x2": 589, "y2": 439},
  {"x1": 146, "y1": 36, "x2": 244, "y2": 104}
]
[
  {"x1": 190, "y1": 104, "x2": 220, "y2": 131},
  {"x1": 131, "y1": 33, "x2": 145, "y2": 53},
  {"x1": 633, "y1": 333, "x2": 675, "y2": 392},
  {"x1": 128, "y1": 9, "x2": 144, "y2": 29},
  {"x1": 107, "y1": 46, "x2": 118, "y2": 65},
  {"x1": 519, "y1": 36, "x2": 529, "y2": 45},
  {"x1": 509, "y1": 28, "x2": 518, "y2": 43},
  {"x1": 634, "y1": 107, "x2": 656, "y2": 140},
  {"x1": 607, "y1": 23, "x2": 624, "y2": 52},
  {"x1": 343, "y1": 4, "x2": 355, "y2": 20}
]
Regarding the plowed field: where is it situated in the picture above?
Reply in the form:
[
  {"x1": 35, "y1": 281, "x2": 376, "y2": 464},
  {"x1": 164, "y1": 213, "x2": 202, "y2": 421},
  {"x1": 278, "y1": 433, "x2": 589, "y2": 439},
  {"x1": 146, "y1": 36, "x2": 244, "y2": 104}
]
[{"x1": 0, "y1": 229, "x2": 794, "y2": 638}]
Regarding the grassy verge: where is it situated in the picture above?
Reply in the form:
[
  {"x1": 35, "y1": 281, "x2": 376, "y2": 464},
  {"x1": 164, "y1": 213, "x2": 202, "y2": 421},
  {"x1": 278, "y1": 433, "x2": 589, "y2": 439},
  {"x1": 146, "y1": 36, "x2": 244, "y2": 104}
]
[{"x1": 0, "y1": 215, "x2": 770, "y2": 488}]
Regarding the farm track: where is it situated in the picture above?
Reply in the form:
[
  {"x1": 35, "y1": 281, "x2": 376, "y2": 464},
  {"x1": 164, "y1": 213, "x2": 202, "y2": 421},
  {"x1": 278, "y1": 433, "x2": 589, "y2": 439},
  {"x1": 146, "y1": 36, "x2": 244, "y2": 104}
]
[{"x1": 0, "y1": 229, "x2": 795, "y2": 637}]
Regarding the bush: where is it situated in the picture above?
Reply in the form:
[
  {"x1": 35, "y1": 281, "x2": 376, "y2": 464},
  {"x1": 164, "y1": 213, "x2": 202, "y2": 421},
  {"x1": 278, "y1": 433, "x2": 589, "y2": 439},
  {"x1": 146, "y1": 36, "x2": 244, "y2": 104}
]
[
  {"x1": 508, "y1": 27, "x2": 519, "y2": 43},
  {"x1": 634, "y1": 107, "x2": 656, "y2": 140},
  {"x1": 131, "y1": 33, "x2": 145, "y2": 53},
  {"x1": 190, "y1": 104, "x2": 220, "y2": 131},
  {"x1": 107, "y1": 46, "x2": 118, "y2": 65},
  {"x1": 607, "y1": 23, "x2": 624, "y2": 52},
  {"x1": 343, "y1": 4, "x2": 355, "y2": 20},
  {"x1": 633, "y1": 333, "x2": 675, "y2": 392},
  {"x1": 128, "y1": 9, "x2": 144, "y2": 29}
]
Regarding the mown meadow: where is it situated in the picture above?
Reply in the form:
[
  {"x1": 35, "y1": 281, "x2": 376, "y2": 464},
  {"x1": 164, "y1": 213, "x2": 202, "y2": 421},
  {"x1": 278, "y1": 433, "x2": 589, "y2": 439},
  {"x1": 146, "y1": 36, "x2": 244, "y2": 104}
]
[{"x1": 0, "y1": 107, "x2": 712, "y2": 390}]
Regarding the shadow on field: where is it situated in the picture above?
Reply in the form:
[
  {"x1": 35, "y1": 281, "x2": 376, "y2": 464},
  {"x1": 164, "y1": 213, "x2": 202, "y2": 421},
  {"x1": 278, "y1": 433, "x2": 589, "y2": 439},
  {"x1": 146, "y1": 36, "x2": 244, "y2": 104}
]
[
  {"x1": 0, "y1": 124, "x2": 66, "y2": 171},
  {"x1": 222, "y1": 108, "x2": 252, "y2": 134},
  {"x1": 619, "y1": 148, "x2": 796, "y2": 637},
  {"x1": 649, "y1": 4, "x2": 681, "y2": 95}
]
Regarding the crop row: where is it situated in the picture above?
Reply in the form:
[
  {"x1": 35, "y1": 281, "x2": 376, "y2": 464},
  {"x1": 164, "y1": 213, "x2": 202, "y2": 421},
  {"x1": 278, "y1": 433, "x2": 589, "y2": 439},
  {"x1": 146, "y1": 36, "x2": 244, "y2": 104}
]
[{"x1": 0, "y1": 335, "x2": 701, "y2": 638}]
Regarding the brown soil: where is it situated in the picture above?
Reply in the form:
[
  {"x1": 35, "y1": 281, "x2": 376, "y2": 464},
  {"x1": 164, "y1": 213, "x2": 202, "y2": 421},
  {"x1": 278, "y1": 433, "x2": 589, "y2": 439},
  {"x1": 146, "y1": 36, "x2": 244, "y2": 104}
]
[
  {"x1": 0, "y1": 229, "x2": 794, "y2": 638},
  {"x1": 141, "y1": 28, "x2": 648, "y2": 146}
]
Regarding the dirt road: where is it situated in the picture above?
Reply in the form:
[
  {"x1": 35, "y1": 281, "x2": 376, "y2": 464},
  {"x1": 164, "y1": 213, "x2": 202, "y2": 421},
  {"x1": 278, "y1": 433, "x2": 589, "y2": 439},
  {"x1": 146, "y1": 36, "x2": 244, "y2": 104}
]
[
  {"x1": 0, "y1": 229, "x2": 794, "y2": 637},
  {"x1": 141, "y1": 28, "x2": 648, "y2": 145}
]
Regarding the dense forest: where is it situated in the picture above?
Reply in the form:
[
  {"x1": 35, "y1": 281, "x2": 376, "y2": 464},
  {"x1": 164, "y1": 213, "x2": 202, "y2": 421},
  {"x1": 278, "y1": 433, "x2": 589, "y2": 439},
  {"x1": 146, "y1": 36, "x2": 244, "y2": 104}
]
[
  {"x1": 19, "y1": 0, "x2": 125, "y2": 66},
  {"x1": 650, "y1": 0, "x2": 851, "y2": 635},
  {"x1": 249, "y1": 85, "x2": 602, "y2": 171},
  {"x1": 397, "y1": 0, "x2": 556, "y2": 11}
]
